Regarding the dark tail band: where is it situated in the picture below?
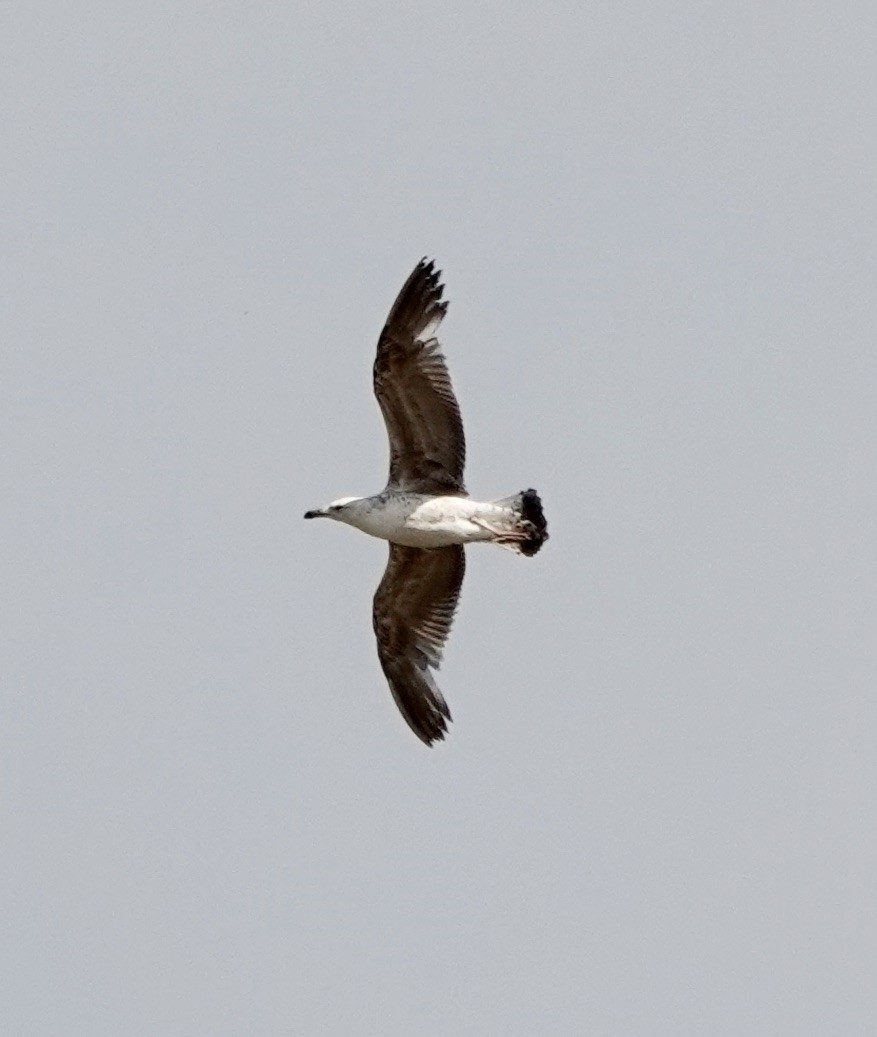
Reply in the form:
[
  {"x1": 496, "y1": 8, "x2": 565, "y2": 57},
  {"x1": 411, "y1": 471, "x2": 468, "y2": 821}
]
[{"x1": 519, "y1": 488, "x2": 548, "y2": 556}]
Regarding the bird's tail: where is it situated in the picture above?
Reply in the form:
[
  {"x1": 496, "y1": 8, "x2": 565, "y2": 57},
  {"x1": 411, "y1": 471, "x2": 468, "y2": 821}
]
[{"x1": 491, "y1": 489, "x2": 549, "y2": 556}]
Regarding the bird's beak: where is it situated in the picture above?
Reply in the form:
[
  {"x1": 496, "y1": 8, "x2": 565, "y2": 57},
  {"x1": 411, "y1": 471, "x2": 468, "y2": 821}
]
[{"x1": 303, "y1": 509, "x2": 325, "y2": 519}]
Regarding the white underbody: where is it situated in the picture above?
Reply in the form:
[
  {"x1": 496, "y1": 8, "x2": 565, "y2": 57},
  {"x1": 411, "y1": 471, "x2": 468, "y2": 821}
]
[{"x1": 336, "y1": 494, "x2": 510, "y2": 548}]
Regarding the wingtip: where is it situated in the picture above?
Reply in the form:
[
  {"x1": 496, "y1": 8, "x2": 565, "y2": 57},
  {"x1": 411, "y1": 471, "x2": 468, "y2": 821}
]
[
  {"x1": 382, "y1": 257, "x2": 449, "y2": 340},
  {"x1": 405, "y1": 695, "x2": 452, "y2": 746},
  {"x1": 418, "y1": 727, "x2": 447, "y2": 747},
  {"x1": 415, "y1": 256, "x2": 443, "y2": 289}
]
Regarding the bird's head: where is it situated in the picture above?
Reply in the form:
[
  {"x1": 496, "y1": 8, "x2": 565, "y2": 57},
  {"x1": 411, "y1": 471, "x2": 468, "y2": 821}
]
[{"x1": 303, "y1": 496, "x2": 362, "y2": 522}]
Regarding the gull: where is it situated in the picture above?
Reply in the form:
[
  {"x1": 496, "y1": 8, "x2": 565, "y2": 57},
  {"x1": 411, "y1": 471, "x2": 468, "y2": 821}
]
[{"x1": 305, "y1": 259, "x2": 548, "y2": 745}]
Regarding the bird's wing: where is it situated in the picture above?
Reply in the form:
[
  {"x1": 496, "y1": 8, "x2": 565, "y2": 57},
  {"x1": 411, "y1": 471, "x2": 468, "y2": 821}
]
[
  {"x1": 372, "y1": 543, "x2": 466, "y2": 745},
  {"x1": 373, "y1": 259, "x2": 466, "y2": 495}
]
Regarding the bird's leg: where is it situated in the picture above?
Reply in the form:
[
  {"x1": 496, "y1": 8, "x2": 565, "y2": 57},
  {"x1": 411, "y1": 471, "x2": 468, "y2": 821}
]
[{"x1": 470, "y1": 515, "x2": 527, "y2": 544}]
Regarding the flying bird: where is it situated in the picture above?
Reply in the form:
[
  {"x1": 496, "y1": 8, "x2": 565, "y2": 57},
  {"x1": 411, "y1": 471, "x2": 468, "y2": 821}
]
[{"x1": 305, "y1": 259, "x2": 547, "y2": 744}]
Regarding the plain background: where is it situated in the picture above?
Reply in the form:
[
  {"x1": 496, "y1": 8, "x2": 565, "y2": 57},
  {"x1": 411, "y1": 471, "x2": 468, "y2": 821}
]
[{"x1": 4, "y1": 3, "x2": 876, "y2": 1034}]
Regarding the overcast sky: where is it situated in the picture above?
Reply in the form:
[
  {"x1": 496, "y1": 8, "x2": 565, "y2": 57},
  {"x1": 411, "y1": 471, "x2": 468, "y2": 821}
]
[{"x1": 4, "y1": 3, "x2": 876, "y2": 1034}]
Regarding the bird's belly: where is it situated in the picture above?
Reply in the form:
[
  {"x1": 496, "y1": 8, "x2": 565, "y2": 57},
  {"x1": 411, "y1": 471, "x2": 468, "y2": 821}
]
[
  {"x1": 398, "y1": 497, "x2": 494, "y2": 547},
  {"x1": 388, "y1": 525, "x2": 475, "y2": 548}
]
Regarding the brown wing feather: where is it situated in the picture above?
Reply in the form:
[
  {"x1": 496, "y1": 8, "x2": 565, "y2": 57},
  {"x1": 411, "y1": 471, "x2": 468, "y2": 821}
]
[
  {"x1": 373, "y1": 259, "x2": 466, "y2": 494},
  {"x1": 372, "y1": 544, "x2": 466, "y2": 745}
]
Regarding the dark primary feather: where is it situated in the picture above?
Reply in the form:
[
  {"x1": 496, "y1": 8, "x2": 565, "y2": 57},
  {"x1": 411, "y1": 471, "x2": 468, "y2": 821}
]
[
  {"x1": 372, "y1": 544, "x2": 466, "y2": 745},
  {"x1": 373, "y1": 258, "x2": 466, "y2": 495}
]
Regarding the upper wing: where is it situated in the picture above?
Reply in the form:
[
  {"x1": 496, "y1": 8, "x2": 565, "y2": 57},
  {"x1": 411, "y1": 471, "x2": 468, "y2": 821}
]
[
  {"x1": 372, "y1": 543, "x2": 466, "y2": 745},
  {"x1": 373, "y1": 259, "x2": 466, "y2": 494}
]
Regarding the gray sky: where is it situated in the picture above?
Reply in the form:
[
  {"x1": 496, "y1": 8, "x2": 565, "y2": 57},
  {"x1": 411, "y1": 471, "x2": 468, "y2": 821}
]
[{"x1": 4, "y1": 2, "x2": 876, "y2": 1034}]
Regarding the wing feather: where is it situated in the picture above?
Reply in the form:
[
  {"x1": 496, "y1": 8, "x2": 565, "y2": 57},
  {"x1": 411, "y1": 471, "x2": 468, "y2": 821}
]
[
  {"x1": 372, "y1": 544, "x2": 466, "y2": 745},
  {"x1": 373, "y1": 259, "x2": 466, "y2": 494}
]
